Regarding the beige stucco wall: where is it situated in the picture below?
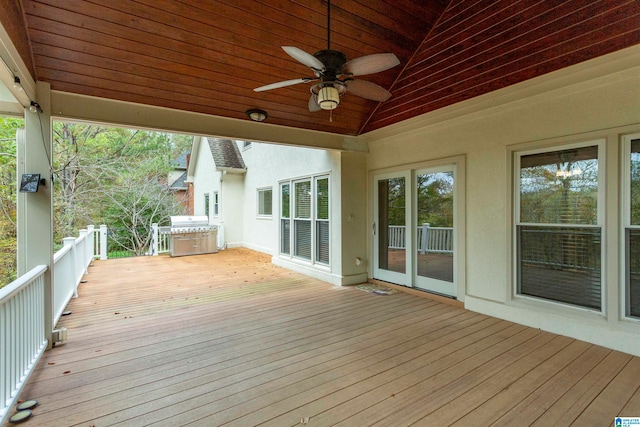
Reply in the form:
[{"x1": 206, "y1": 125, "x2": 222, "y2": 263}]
[
  {"x1": 339, "y1": 151, "x2": 368, "y2": 284},
  {"x1": 360, "y1": 53, "x2": 640, "y2": 355}
]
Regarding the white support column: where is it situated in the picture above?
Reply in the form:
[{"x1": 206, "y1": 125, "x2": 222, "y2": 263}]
[
  {"x1": 100, "y1": 224, "x2": 108, "y2": 260},
  {"x1": 17, "y1": 81, "x2": 54, "y2": 349}
]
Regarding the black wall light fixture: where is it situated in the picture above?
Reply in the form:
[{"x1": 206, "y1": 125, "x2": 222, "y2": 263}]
[{"x1": 19, "y1": 174, "x2": 45, "y2": 193}]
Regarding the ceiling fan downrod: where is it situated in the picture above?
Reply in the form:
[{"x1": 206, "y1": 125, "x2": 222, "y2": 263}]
[{"x1": 327, "y1": 0, "x2": 331, "y2": 50}]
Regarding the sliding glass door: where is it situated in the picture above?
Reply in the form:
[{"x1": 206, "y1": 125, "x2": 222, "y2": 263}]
[
  {"x1": 415, "y1": 166, "x2": 456, "y2": 296},
  {"x1": 373, "y1": 165, "x2": 459, "y2": 297},
  {"x1": 373, "y1": 171, "x2": 411, "y2": 285}
]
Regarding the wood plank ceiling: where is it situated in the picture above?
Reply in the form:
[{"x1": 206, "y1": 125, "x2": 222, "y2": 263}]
[{"x1": 3, "y1": 0, "x2": 640, "y2": 136}]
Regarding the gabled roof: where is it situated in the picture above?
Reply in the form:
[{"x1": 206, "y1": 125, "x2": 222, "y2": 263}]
[
  {"x1": 169, "y1": 171, "x2": 188, "y2": 190},
  {"x1": 172, "y1": 152, "x2": 189, "y2": 170},
  {"x1": 207, "y1": 138, "x2": 246, "y2": 172}
]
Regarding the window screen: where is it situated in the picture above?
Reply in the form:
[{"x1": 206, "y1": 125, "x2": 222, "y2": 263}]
[{"x1": 258, "y1": 188, "x2": 272, "y2": 216}]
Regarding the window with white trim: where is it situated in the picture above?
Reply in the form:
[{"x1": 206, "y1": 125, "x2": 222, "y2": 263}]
[
  {"x1": 204, "y1": 193, "x2": 210, "y2": 217},
  {"x1": 213, "y1": 191, "x2": 219, "y2": 216},
  {"x1": 257, "y1": 187, "x2": 272, "y2": 217},
  {"x1": 625, "y1": 135, "x2": 640, "y2": 319},
  {"x1": 280, "y1": 175, "x2": 330, "y2": 266},
  {"x1": 515, "y1": 141, "x2": 603, "y2": 310}
]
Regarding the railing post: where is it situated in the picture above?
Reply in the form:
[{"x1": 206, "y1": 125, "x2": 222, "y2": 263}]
[
  {"x1": 100, "y1": 224, "x2": 108, "y2": 260},
  {"x1": 79, "y1": 229, "x2": 88, "y2": 274},
  {"x1": 86, "y1": 225, "x2": 95, "y2": 263},
  {"x1": 420, "y1": 223, "x2": 430, "y2": 255},
  {"x1": 62, "y1": 237, "x2": 77, "y2": 298},
  {"x1": 152, "y1": 223, "x2": 158, "y2": 256}
]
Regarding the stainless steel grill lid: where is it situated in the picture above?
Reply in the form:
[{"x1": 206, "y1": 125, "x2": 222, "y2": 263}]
[
  {"x1": 169, "y1": 216, "x2": 217, "y2": 234},
  {"x1": 170, "y1": 215, "x2": 209, "y2": 228}
]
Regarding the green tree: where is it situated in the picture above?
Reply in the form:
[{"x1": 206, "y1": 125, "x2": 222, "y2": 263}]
[
  {"x1": 0, "y1": 116, "x2": 22, "y2": 286},
  {"x1": 101, "y1": 163, "x2": 186, "y2": 255},
  {"x1": 416, "y1": 172, "x2": 453, "y2": 227},
  {"x1": 52, "y1": 122, "x2": 191, "y2": 246}
]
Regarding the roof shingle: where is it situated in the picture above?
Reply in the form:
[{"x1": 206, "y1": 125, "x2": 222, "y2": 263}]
[{"x1": 207, "y1": 138, "x2": 246, "y2": 171}]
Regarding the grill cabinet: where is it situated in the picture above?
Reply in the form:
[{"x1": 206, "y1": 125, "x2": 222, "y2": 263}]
[{"x1": 169, "y1": 216, "x2": 218, "y2": 257}]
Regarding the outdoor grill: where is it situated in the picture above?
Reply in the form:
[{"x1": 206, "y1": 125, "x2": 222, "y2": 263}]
[{"x1": 169, "y1": 215, "x2": 218, "y2": 257}]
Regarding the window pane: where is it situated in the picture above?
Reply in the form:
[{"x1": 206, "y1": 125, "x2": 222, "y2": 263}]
[
  {"x1": 281, "y1": 184, "x2": 290, "y2": 219},
  {"x1": 294, "y1": 220, "x2": 311, "y2": 259},
  {"x1": 316, "y1": 221, "x2": 329, "y2": 264},
  {"x1": 295, "y1": 181, "x2": 311, "y2": 219},
  {"x1": 316, "y1": 177, "x2": 329, "y2": 220},
  {"x1": 204, "y1": 194, "x2": 209, "y2": 217},
  {"x1": 518, "y1": 225, "x2": 601, "y2": 310},
  {"x1": 259, "y1": 189, "x2": 272, "y2": 215},
  {"x1": 378, "y1": 177, "x2": 406, "y2": 274},
  {"x1": 281, "y1": 219, "x2": 290, "y2": 255},
  {"x1": 628, "y1": 229, "x2": 640, "y2": 317},
  {"x1": 632, "y1": 140, "x2": 640, "y2": 225},
  {"x1": 520, "y1": 146, "x2": 598, "y2": 225}
]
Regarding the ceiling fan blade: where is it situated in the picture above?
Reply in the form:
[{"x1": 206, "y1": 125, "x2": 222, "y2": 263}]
[
  {"x1": 308, "y1": 94, "x2": 321, "y2": 112},
  {"x1": 345, "y1": 79, "x2": 392, "y2": 102},
  {"x1": 282, "y1": 46, "x2": 325, "y2": 70},
  {"x1": 254, "y1": 78, "x2": 311, "y2": 92},
  {"x1": 343, "y1": 53, "x2": 400, "y2": 76}
]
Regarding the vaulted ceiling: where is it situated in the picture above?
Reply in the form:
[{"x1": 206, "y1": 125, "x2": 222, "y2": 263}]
[{"x1": 1, "y1": 0, "x2": 639, "y2": 136}]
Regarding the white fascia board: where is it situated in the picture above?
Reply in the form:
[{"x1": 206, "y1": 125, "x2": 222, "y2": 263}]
[
  {"x1": 185, "y1": 135, "x2": 201, "y2": 182},
  {"x1": 49, "y1": 90, "x2": 368, "y2": 152}
]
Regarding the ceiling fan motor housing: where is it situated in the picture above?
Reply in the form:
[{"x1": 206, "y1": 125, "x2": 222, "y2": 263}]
[{"x1": 314, "y1": 50, "x2": 347, "y2": 76}]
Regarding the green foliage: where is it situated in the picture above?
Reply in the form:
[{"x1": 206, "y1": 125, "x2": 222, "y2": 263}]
[
  {"x1": 0, "y1": 116, "x2": 22, "y2": 286},
  {"x1": 416, "y1": 172, "x2": 453, "y2": 227},
  {"x1": 316, "y1": 178, "x2": 329, "y2": 220},
  {"x1": 520, "y1": 159, "x2": 598, "y2": 225},
  {"x1": 382, "y1": 177, "x2": 406, "y2": 226},
  {"x1": 281, "y1": 183, "x2": 290, "y2": 218},
  {"x1": 0, "y1": 119, "x2": 191, "y2": 287},
  {"x1": 99, "y1": 162, "x2": 186, "y2": 255},
  {"x1": 631, "y1": 144, "x2": 640, "y2": 225},
  {"x1": 52, "y1": 122, "x2": 191, "y2": 247}
]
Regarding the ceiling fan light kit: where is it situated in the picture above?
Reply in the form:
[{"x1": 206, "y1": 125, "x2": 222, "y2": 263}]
[
  {"x1": 253, "y1": 0, "x2": 399, "y2": 116},
  {"x1": 317, "y1": 85, "x2": 340, "y2": 110}
]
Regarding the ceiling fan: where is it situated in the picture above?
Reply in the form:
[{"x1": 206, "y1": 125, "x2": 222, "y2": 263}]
[{"x1": 254, "y1": 0, "x2": 400, "y2": 113}]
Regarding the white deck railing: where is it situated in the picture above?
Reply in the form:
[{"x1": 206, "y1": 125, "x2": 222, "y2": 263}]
[
  {"x1": 0, "y1": 265, "x2": 48, "y2": 424},
  {"x1": 94, "y1": 223, "x2": 171, "y2": 258},
  {"x1": 53, "y1": 225, "x2": 95, "y2": 325},
  {"x1": 157, "y1": 226, "x2": 171, "y2": 255},
  {"x1": 1, "y1": 225, "x2": 97, "y2": 424},
  {"x1": 388, "y1": 224, "x2": 453, "y2": 253}
]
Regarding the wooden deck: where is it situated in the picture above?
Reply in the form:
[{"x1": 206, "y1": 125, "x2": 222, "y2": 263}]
[{"x1": 10, "y1": 248, "x2": 640, "y2": 426}]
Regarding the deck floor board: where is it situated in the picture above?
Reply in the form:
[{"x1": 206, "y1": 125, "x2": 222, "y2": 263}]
[{"x1": 7, "y1": 248, "x2": 640, "y2": 426}]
